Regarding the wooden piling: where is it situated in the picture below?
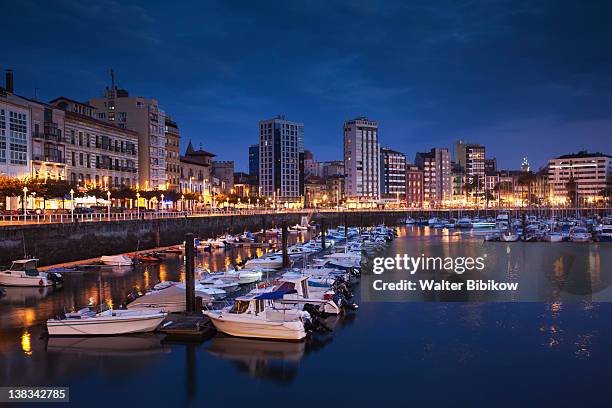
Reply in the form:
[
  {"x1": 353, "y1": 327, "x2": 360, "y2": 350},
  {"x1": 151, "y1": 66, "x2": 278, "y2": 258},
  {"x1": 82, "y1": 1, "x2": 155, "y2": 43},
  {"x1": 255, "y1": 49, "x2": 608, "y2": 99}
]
[
  {"x1": 185, "y1": 233, "x2": 196, "y2": 313},
  {"x1": 281, "y1": 221, "x2": 289, "y2": 268}
]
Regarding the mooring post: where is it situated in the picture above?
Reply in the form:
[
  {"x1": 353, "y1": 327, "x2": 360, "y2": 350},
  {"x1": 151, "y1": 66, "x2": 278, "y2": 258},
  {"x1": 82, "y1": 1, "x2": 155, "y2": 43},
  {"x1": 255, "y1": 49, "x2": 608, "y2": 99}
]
[
  {"x1": 344, "y1": 213, "x2": 348, "y2": 240},
  {"x1": 321, "y1": 218, "x2": 326, "y2": 249},
  {"x1": 281, "y1": 221, "x2": 289, "y2": 268},
  {"x1": 185, "y1": 233, "x2": 196, "y2": 313},
  {"x1": 261, "y1": 215, "x2": 266, "y2": 240}
]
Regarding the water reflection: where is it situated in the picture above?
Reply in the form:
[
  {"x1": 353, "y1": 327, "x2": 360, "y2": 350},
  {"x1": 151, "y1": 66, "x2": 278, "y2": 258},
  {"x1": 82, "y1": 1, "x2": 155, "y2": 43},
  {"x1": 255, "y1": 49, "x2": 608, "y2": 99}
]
[
  {"x1": 46, "y1": 334, "x2": 168, "y2": 356},
  {"x1": 207, "y1": 336, "x2": 306, "y2": 383}
]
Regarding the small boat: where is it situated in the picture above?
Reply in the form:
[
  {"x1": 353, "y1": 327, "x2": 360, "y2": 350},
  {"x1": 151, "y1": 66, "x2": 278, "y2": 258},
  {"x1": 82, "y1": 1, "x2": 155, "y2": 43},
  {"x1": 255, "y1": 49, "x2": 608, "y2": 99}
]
[
  {"x1": 244, "y1": 255, "x2": 284, "y2": 270},
  {"x1": 569, "y1": 226, "x2": 591, "y2": 243},
  {"x1": 455, "y1": 218, "x2": 472, "y2": 228},
  {"x1": 127, "y1": 282, "x2": 212, "y2": 313},
  {"x1": 100, "y1": 255, "x2": 135, "y2": 267},
  {"x1": 544, "y1": 232, "x2": 564, "y2": 243},
  {"x1": 594, "y1": 225, "x2": 612, "y2": 242},
  {"x1": 199, "y1": 278, "x2": 239, "y2": 292},
  {"x1": 0, "y1": 259, "x2": 63, "y2": 287},
  {"x1": 47, "y1": 306, "x2": 167, "y2": 336},
  {"x1": 204, "y1": 291, "x2": 310, "y2": 341},
  {"x1": 225, "y1": 269, "x2": 264, "y2": 285},
  {"x1": 499, "y1": 231, "x2": 519, "y2": 242},
  {"x1": 133, "y1": 253, "x2": 162, "y2": 263}
]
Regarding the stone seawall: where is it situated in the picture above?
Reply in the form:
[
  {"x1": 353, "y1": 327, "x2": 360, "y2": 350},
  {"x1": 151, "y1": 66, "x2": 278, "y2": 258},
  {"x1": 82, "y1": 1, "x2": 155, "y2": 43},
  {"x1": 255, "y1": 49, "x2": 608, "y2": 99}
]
[{"x1": 0, "y1": 211, "x2": 406, "y2": 266}]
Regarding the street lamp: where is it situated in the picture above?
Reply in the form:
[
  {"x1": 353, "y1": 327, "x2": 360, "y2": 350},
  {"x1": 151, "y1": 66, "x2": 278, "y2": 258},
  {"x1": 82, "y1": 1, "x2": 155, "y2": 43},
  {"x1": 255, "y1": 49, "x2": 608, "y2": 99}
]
[
  {"x1": 136, "y1": 192, "x2": 140, "y2": 219},
  {"x1": 107, "y1": 191, "x2": 111, "y2": 220},
  {"x1": 160, "y1": 194, "x2": 164, "y2": 216},
  {"x1": 181, "y1": 194, "x2": 185, "y2": 212},
  {"x1": 70, "y1": 188, "x2": 74, "y2": 222},
  {"x1": 22, "y1": 186, "x2": 28, "y2": 222}
]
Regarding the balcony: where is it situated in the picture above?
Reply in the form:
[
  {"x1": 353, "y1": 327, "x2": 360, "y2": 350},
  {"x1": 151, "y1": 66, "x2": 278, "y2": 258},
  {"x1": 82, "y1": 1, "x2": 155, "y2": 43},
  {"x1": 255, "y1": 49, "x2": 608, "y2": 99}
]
[{"x1": 32, "y1": 154, "x2": 65, "y2": 164}]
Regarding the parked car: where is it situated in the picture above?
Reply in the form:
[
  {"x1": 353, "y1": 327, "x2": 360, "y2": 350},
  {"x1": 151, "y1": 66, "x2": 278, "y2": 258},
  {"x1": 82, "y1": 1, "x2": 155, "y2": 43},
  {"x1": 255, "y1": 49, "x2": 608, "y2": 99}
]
[{"x1": 74, "y1": 207, "x2": 94, "y2": 214}]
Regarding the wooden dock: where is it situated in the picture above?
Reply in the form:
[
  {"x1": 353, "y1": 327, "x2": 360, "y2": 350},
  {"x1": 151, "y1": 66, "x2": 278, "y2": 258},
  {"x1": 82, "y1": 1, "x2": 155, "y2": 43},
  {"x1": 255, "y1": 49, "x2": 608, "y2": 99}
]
[{"x1": 158, "y1": 313, "x2": 216, "y2": 341}]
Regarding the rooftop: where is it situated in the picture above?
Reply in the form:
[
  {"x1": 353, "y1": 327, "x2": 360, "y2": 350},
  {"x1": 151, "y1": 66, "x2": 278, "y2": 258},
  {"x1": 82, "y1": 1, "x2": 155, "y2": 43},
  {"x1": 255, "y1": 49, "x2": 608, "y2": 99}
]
[{"x1": 553, "y1": 151, "x2": 612, "y2": 160}]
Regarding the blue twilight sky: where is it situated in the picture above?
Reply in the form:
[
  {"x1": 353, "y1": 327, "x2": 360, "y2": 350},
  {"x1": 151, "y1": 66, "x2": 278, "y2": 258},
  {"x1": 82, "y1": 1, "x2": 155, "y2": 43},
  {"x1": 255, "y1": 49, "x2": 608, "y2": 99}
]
[{"x1": 2, "y1": 0, "x2": 612, "y2": 172}]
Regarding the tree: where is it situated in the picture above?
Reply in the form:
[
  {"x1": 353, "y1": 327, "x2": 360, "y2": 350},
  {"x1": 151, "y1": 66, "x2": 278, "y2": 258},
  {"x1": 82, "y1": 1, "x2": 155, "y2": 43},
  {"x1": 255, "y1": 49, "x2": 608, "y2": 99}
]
[
  {"x1": 518, "y1": 171, "x2": 537, "y2": 207},
  {"x1": 0, "y1": 177, "x2": 25, "y2": 200}
]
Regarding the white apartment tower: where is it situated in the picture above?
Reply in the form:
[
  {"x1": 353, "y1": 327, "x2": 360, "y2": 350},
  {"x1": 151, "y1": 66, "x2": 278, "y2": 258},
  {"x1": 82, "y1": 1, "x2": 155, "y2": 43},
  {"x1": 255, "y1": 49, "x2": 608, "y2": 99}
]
[
  {"x1": 89, "y1": 71, "x2": 166, "y2": 190},
  {"x1": 343, "y1": 117, "x2": 380, "y2": 200},
  {"x1": 258, "y1": 115, "x2": 304, "y2": 199}
]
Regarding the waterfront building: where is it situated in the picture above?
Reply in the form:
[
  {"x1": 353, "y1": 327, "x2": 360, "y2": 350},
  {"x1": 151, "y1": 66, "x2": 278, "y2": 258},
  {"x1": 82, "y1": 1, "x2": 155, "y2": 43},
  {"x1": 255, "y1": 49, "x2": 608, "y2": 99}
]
[
  {"x1": 415, "y1": 147, "x2": 451, "y2": 206},
  {"x1": 380, "y1": 148, "x2": 406, "y2": 201},
  {"x1": 0, "y1": 72, "x2": 33, "y2": 179},
  {"x1": 485, "y1": 172, "x2": 500, "y2": 205},
  {"x1": 89, "y1": 71, "x2": 166, "y2": 190},
  {"x1": 485, "y1": 158, "x2": 497, "y2": 173},
  {"x1": 454, "y1": 140, "x2": 485, "y2": 200},
  {"x1": 406, "y1": 164, "x2": 423, "y2": 208},
  {"x1": 304, "y1": 174, "x2": 344, "y2": 208},
  {"x1": 304, "y1": 150, "x2": 322, "y2": 177},
  {"x1": 179, "y1": 141, "x2": 215, "y2": 199},
  {"x1": 212, "y1": 160, "x2": 234, "y2": 194},
  {"x1": 258, "y1": 115, "x2": 304, "y2": 201},
  {"x1": 547, "y1": 151, "x2": 612, "y2": 203},
  {"x1": 343, "y1": 117, "x2": 380, "y2": 202},
  {"x1": 233, "y1": 172, "x2": 253, "y2": 198},
  {"x1": 248, "y1": 143, "x2": 259, "y2": 177},
  {"x1": 321, "y1": 160, "x2": 344, "y2": 178},
  {"x1": 50, "y1": 97, "x2": 138, "y2": 188},
  {"x1": 451, "y1": 162, "x2": 465, "y2": 204},
  {"x1": 164, "y1": 115, "x2": 181, "y2": 191}
]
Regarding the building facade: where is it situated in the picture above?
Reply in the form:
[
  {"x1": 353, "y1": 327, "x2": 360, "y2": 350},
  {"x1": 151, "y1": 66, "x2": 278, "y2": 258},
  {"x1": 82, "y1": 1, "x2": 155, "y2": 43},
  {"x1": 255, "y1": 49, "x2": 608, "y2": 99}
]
[
  {"x1": 454, "y1": 140, "x2": 486, "y2": 199},
  {"x1": 343, "y1": 117, "x2": 380, "y2": 201},
  {"x1": 547, "y1": 151, "x2": 612, "y2": 202},
  {"x1": 89, "y1": 73, "x2": 166, "y2": 190},
  {"x1": 304, "y1": 150, "x2": 322, "y2": 177},
  {"x1": 0, "y1": 83, "x2": 33, "y2": 179},
  {"x1": 415, "y1": 148, "x2": 451, "y2": 206},
  {"x1": 179, "y1": 141, "x2": 215, "y2": 199},
  {"x1": 50, "y1": 97, "x2": 138, "y2": 188},
  {"x1": 406, "y1": 164, "x2": 423, "y2": 208},
  {"x1": 164, "y1": 115, "x2": 180, "y2": 191},
  {"x1": 259, "y1": 115, "x2": 304, "y2": 199},
  {"x1": 212, "y1": 160, "x2": 235, "y2": 194},
  {"x1": 380, "y1": 148, "x2": 406, "y2": 200},
  {"x1": 321, "y1": 160, "x2": 344, "y2": 179}
]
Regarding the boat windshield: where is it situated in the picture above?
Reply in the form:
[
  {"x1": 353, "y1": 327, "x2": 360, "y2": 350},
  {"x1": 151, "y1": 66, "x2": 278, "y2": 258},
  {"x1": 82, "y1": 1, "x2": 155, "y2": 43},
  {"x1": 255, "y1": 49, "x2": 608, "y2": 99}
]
[{"x1": 229, "y1": 300, "x2": 250, "y2": 314}]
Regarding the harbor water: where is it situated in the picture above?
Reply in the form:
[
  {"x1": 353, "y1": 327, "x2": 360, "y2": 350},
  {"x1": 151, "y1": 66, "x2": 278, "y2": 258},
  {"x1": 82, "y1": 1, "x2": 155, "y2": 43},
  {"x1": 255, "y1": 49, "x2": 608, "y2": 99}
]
[{"x1": 1, "y1": 227, "x2": 612, "y2": 407}]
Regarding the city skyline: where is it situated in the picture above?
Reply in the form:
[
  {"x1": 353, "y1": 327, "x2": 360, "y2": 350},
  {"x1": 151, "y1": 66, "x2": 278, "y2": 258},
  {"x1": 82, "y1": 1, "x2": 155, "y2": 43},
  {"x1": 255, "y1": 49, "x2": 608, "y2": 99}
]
[{"x1": 3, "y1": 1, "x2": 612, "y2": 172}]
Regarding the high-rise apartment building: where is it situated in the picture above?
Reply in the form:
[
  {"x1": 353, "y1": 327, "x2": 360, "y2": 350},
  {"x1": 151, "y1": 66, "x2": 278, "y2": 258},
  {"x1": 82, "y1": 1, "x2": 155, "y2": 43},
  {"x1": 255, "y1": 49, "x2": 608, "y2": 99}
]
[
  {"x1": 548, "y1": 151, "x2": 612, "y2": 200},
  {"x1": 343, "y1": 117, "x2": 380, "y2": 200},
  {"x1": 454, "y1": 140, "x2": 485, "y2": 198},
  {"x1": 380, "y1": 148, "x2": 406, "y2": 199},
  {"x1": 406, "y1": 164, "x2": 423, "y2": 207},
  {"x1": 415, "y1": 147, "x2": 451, "y2": 206},
  {"x1": 258, "y1": 115, "x2": 304, "y2": 199},
  {"x1": 164, "y1": 115, "x2": 180, "y2": 191},
  {"x1": 89, "y1": 72, "x2": 166, "y2": 190},
  {"x1": 248, "y1": 143, "x2": 259, "y2": 178}
]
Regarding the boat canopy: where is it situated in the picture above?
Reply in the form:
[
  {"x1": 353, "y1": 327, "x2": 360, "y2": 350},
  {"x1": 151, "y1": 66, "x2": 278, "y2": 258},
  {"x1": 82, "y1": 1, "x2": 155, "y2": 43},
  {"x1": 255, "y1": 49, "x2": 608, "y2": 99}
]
[
  {"x1": 255, "y1": 289, "x2": 297, "y2": 300},
  {"x1": 10, "y1": 259, "x2": 39, "y2": 271}
]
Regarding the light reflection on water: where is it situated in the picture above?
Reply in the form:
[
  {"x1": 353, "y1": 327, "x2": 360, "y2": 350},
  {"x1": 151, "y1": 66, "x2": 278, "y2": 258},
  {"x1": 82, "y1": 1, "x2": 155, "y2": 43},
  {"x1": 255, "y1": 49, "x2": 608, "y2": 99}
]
[{"x1": 1, "y1": 227, "x2": 612, "y2": 406}]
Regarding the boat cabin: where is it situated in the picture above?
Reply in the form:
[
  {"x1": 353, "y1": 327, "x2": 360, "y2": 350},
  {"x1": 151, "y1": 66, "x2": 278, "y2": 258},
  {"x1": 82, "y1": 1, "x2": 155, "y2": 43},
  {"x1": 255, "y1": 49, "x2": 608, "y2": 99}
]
[{"x1": 5, "y1": 259, "x2": 39, "y2": 275}]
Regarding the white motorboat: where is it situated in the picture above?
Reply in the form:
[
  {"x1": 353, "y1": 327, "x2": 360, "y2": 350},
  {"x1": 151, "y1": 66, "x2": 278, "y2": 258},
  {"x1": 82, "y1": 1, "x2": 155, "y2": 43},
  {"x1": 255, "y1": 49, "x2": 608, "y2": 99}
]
[
  {"x1": 499, "y1": 232, "x2": 519, "y2": 242},
  {"x1": 544, "y1": 232, "x2": 564, "y2": 243},
  {"x1": 244, "y1": 255, "x2": 284, "y2": 270},
  {"x1": 0, "y1": 259, "x2": 63, "y2": 287},
  {"x1": 100, "y1": 255, "x2": 134, "y2": 267},
  {"x1": 204, "y1": 292, "x2": 310, "y2": 341},
  {"x1": 472, "y1": 221, "x2": 496, "y2": 229},
  {"x1": 47, "y1": 306, "x2": 167, "y2": 336},
  {"x1": 225, "y1": 269, "x2": 264, "y2": 285},
  {"x1": 127, "y1": 282, "x2": 213, "y2": 312},
  {"x1": 199, "y1": 277, "x2": 239, "y2": 292},
  {"x1": 569, "y1": 226, "x2": 591, "y2": 243}
]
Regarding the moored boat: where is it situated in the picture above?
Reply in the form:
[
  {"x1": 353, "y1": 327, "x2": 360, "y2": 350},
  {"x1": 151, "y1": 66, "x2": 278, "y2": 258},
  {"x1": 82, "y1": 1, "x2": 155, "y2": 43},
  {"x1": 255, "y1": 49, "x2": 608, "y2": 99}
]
[
  {"x1": 47, "y1": 306, "x2": 167, "y2": 336},
  {"x1": 100, "y1": 255, "x2": 135, "y2": 267}
]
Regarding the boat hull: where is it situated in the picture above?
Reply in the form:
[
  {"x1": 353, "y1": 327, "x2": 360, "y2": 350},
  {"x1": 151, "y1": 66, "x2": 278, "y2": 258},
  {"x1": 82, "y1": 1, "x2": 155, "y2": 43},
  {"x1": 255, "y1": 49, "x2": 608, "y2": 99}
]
[
  {"x1": 0, "y1": 274, "x2": 53, "y2": 287},
  {"x1": 205, "y1": 313, "x2": 306, "y2": 341},
  {"x1": 47, "y1": 314, "x2": 166, "y2": 336}
]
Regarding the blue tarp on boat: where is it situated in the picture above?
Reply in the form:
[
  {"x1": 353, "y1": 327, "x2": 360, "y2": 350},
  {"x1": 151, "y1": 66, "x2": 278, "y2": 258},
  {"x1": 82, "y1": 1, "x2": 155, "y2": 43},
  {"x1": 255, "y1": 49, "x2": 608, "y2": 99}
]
[{"x1": 255, "y1": 289, "x2": 297, "y2": 300}]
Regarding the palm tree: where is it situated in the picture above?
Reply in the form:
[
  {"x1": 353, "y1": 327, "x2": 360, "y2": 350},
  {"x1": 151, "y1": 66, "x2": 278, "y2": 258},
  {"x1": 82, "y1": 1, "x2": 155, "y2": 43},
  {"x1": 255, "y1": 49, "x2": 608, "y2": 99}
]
[
  {"x1": 566, "y1": 175, "x2": 577, "y2": 207},
  {"x1": 518, "y1": 171, "x2": 537, "y2": 208}
]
